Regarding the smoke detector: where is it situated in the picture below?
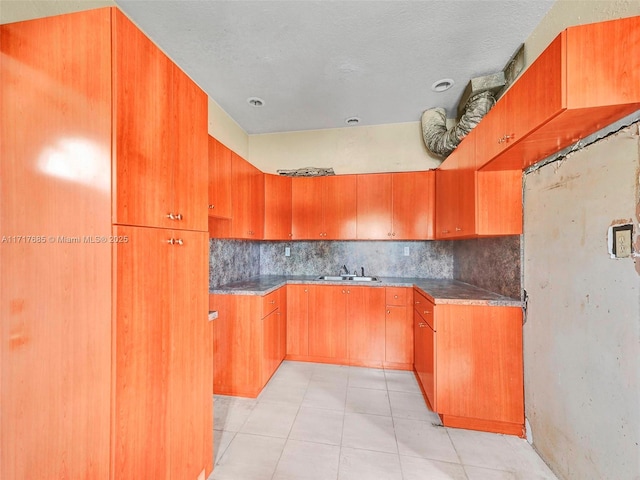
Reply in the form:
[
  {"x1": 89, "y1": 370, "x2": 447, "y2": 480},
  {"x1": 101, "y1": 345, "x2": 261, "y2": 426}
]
[{"x1": 247, "y1": 97, "x2": 265, "y2": 107}]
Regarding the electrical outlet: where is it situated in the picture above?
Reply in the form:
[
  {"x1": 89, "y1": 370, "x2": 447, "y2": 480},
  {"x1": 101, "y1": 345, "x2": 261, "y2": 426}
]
[
  {"x1": 403, "y1": 246, "x2": 410, "y2": 256},
  {"x1": 285, "y1": 247, "x2": 291, "y2": 257},
  {"x1": 612, "y1": 224, "x2": 633, "y2": 258}
]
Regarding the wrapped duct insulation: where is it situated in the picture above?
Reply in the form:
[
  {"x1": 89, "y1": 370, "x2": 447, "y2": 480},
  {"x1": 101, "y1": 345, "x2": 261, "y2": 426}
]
[{"x1": 421, "y1": 91, "x2": 495, "y2": 159}]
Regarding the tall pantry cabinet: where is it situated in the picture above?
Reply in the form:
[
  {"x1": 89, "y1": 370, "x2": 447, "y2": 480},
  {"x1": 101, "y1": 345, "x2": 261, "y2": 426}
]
[{"x1": 0, "y1": 8, "x2": 212, "y2": 480}]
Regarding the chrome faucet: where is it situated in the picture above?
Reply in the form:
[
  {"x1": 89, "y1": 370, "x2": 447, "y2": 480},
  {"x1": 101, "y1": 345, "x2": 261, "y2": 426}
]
[
  {"x1": 341, "y1": 264, "x2": 349, "y2": 275},
  {"x1": 361, "y1": 266, "x2": 365, "y2": 277}
]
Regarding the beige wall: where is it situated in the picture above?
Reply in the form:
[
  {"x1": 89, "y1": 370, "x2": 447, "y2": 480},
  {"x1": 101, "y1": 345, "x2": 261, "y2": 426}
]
[
  {"x1": 208, "y1": 98, "x2": 249, "y2": 159},
  {"x1": 0, "y1": 0, "x2": 114, "y2": 24},
  {"x1": 523, "y1": 123, "x2": 640, "y2": 480},
  {"x1": 249, "y1": 121, "x2": 442, "y2": 175}
]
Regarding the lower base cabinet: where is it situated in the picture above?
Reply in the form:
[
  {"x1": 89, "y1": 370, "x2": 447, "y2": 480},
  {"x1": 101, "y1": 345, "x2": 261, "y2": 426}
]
[
  {"x1": 286, "y1": 284, "x2": 412, "y2": 369},
  {"x1": 413, "y1": 288, "x2": 524, "y2": 436},
  {"x1": 211, "y1": 288, "x2": 285, "y2": 397}
]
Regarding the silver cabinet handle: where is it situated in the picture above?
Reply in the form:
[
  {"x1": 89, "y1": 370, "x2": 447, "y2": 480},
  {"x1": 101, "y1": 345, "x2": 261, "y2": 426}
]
[
  {"x1": 418, "y1": 322, "x2": 428, "y2": 328},
  {"x1": 423, "y1": 310, "x2": 431, "y2": 315},
  {"x1": 167, "y1": 239, "x2": 175, "y2": 244},
  {"x1": 167, "y1": 213, "x2": 183, "y2": 220},
  {"x1": 176, "y1": 238, "x2": 183, "y2": 245}
]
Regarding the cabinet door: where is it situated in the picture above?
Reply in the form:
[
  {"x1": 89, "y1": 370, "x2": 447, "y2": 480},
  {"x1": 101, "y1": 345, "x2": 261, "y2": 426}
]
[
  {"x1": 1, "y1": 9, "x2": 113, "y2": 479},
  {"x1": 392, "y1": 171, "x2": 435, "y2": 239},
  {"x1": 278, "y1": 288, "x2": 288, "y2": 362},
  {"x1": 264, "y1": 174, "x2": 291, "y2": 240},
  {"x1": 113, "y1": 9, "x2": 174, "y2": 230},
  {"x1": 385, "y1": 305, "x2": 413, "y2": 365},
  {"x1": 308, "y1": 286, "x2": 348, "y2": 359},
  {"x1": 286, "y1": 285, "x2": 310, "y2": 356},
  {"x1": 168, "y1": 229, "x2": 210, "y2": 479},
  {"x1": 455, "y1": 130, "x2": 477, "y2": 238},
  {"x1": 171, "y1": 63, "x2": 208, "y2": 232},
  {"x1": 414, "y1": 308, "x2": 436, "y2": 411},
  {"x1": 347, "y1": 287, "x2": 386, "y2": 364},
  {"x1": 231, "y1": 154, "x2": 263, "y2": 238},
  {"x1": 356, "y1": 174, "x2": 393, "y2": 239},
  {"x1": 434, "y1": 165, "x2": 458, "y2": 239},
  {"x1": 262, "y1": 308, "x2": 280, "y2": 385},
  {"x1": 292, "y1": 177, "x2": 323, "y2": 239},
  {"x1": 114, "y1": 226, "x2": 172, "y2": 480},
  {"x1": 323, "y1": 175, "x2": 357, "y2": 239},
  {"x1": 208, "y1": 137, "x2": 233, "y2": 218}
]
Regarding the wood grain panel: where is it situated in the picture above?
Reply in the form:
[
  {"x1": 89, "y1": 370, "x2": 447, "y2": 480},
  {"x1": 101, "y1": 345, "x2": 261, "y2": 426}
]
[
  {"x1": 308, "y1": 286, "x2": 347, "y2": 358},
  {"x1": 476, "y1": 170, "x2": 522, "y2": 235},
  {"x1": 436, "y1": 305, "x2": 524, "y2": 425},
  {"x1": 566, "y1": 16, "x2": 640, "y2": 108},
  {"x1": 113, "y1": 225, "x2": 171, "y2": 479},
  {"x1": 0, "y1": 9, "x2": 112, "y2": 479},
  {"x1": 168, "y1": 230, "x2": 210, "y2": 479},
  {"x1": 286, "y1": 285, "x2": 310, "y2": 356},
  {"x1": 211, "y1": 294, "x2": 262, "y2": 396},
  {"x1": 172, "y1": 66, "x2": 208, "y2": 232},
  {"x1": 208, "y1": 137, "x2": 233, "y2": 218},
  {"x1": 356, "y1": 174, "x2": 392, "y2": 239},
  {"x1": 392, "y1": 171, "x2": 435, "y2": 239},
  {"x1": 291, "y1": 177, "x2": 323, "y2": 239},
  {"x1": 113, "y1": 9, "x2": 174, "y2": 229},
  {"x1": 323, "y1": 175, "x2": 357, "y2": 239},
  {"x1": 264, "y1": 174, "x2": 292, "y2": 240},
  {"x1": 347, "y1": 287, "x2": 386, "y2": 363},
  {"x1": 385, "y1": 306, "x2": 413, "y2": 365}
]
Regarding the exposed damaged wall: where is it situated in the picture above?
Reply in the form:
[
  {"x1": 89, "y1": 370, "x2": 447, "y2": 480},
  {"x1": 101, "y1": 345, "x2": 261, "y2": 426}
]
[{"x1": 523, "y1": 123, "x2": 640, "y2": 480}]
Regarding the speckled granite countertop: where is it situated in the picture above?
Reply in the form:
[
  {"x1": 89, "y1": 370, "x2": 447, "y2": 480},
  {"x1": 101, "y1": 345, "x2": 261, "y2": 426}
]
[{"x1": 210, "y1": 275, "x2": 521, "y2": 307}]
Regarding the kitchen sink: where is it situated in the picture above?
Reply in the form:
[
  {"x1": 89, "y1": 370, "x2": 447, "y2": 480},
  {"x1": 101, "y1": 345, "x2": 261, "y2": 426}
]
[{"x1": 315, "y1": 275, "x2": 380, "y2": 282}]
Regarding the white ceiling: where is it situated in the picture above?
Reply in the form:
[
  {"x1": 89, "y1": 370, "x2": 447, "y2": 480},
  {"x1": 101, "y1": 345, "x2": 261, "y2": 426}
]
[{"x1": 115, "y1": 0, "x2": 555, "y2": 135}]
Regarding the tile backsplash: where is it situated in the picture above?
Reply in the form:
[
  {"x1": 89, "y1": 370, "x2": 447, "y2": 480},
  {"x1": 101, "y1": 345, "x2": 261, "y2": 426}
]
[
  {"x1": 209, "y1": 239, "x2": 260, "y2": 288},
  {"x1": 210, "y1": 236, "x2": 522, "y2": 299},
  {"x1": 453, "y1": 236, "x2": 522, "y2": 299},
  {"x1": 260, "y1": 241, "x2": 454, "y2": 278}
]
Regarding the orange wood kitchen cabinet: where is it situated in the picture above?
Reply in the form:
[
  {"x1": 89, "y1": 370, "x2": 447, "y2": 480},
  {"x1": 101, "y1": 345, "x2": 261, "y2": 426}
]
[
  {"x1": 435, "y1": 129, "x2": 476, "y2": 239},
  {"x1": 291, "y1": 175, "x2": 357, "y2": 239},
  {"x1": 477, "y1": 16, "x2": 640, "y2": 171},
  {"x1": 1, "y1": 9, "x2": 113, "y2": 479},
  {"x1": 230, "y1": 153, "x2": 265, "y2": 239},
  {"x1": 357, "y1": 172, "x2": 435, "y2": 240},
  {"x1": 308, "y1": 285, "x2": 349, "y2": 359},
  {"x1": 286, "y1": 284, "x2": 310, "y2": 356},
  {"x1": 211, "y1": 288, "x2": 284, "y2": 397},
  {"x1": 346, "y1": 287, "x2": 386, "y2": 366},
  {"x1": 208, "y1": 136, "x2": 233, "y2": 218},
  {"x1": 384, "y1": 287, "x2": 414, "y2": 369},
  {"x1": 413, "y1": 288, "x2": 524, "y2": 436},
  {"x1": 1, "y1": 9, "x2": 212, "y2": 480},
  {"x1": 113, "y1": 11, "x2": 207, "y2": 232},
  {"x1": 436, "y1": 129, "x2": 522, "y2": 239},
  {"x1": 114, "y1": 226, "x2": 210, "y2": 480},
  {"x1": 264, "y1": 174, "x2": 293, "y2": 240}
]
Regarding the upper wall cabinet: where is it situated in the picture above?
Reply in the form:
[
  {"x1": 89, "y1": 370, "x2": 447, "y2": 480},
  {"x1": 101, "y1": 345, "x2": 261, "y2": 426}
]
[
  {"x1": 356, "y1": 171, "x2": 435, "y2": 240},
  {"x1": 208, "y1": 136, "x2": 233, "y2": 218},
  {"x1": 264, "y1": 174, "x2": 293, "y2": 240},
  {"x1": 436, "y1": 130, "x2": 522, "y2": 239},
  {"x1": 291, "y1": 175, "x2": 357, "y2": 240},
  {"x1": 476, "y1": 15, "x2": 640, "y2": 171},
  {"x1": 112, "y1": 11, "x2": 207, "y2": 231},
  {"x1": 231, "y1": 153, "x2": 264, "y2": 238}
]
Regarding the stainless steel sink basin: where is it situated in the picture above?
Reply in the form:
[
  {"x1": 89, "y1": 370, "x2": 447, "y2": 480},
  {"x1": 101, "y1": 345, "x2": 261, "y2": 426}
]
[{"x1": 315, "y1": 275, "x2": 380, "y2": 282}]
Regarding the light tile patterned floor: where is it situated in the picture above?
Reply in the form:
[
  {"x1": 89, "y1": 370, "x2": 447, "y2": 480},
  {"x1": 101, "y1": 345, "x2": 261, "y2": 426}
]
[{"x1": 210, "y1": 361, "x2": 558, "y2": 480}]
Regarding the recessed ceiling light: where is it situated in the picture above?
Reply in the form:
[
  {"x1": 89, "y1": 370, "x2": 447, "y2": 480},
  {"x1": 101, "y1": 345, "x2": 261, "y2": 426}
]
[
  {"x1": 431, "y1": 78, "x2": 454, "y2": 92},
  {"x1": 345, "y1": 116, "x2": 360, "y2": 125},
  {"x1": 247, "y1": 96, "x2": 265, "y2": 107}
]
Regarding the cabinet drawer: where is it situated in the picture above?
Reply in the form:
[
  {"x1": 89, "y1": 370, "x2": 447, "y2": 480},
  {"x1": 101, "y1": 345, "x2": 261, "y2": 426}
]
[
  {"x1": 386, "y1": 287, "x2": 409, "y2": 306},
  {"x1": 414, "y1": 289, "x2": 435, "y2": 330},
  {"x1": 262, "y1": 289, "x2": 280, "y2": 317}
]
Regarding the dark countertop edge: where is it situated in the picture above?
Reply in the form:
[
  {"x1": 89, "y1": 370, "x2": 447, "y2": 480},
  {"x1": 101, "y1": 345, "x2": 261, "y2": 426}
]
[{"x1": 209, "y1": 275, "x2": 523, "y2": 307}]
